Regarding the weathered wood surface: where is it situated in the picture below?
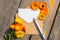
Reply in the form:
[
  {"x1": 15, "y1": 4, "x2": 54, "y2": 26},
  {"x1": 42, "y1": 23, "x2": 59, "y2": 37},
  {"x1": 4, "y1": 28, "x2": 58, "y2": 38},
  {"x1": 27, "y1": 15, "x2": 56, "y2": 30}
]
[
  {"x1": 43, "y1": 0, "x2": 60, "y2": 39},
  {"x1": 0, "y1": 0, "x2": 20, "y2": 40},
  {"x1": 0, "y1": 0, "x2": 60, "y2": 40},
  {"x1": 49, "y1": 5, "x2": 60, "y2": 40},
  {"x1": 31, "y1": 0, "x2": 60, "y2": 40}
]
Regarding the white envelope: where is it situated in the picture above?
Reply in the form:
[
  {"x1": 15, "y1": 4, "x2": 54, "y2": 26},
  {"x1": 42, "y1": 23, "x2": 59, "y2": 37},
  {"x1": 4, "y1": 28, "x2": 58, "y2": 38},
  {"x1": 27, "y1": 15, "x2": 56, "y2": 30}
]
[{"x1": 18, "y1": 9, "x2": 40, "y2": 23}]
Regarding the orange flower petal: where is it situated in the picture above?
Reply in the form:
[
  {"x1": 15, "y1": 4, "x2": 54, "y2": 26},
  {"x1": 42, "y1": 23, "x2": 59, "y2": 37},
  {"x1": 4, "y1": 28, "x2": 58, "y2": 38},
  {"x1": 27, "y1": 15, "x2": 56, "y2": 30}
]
[
  {"x1": 40, "y1": 9, "x2": 48, "y2": 16},
  {"x1": 39, "y1": 2, "x2": 47, "y2": 10},
  {"x1": 15, "y1": 23, "x2": 24, "y2": 31},
  {"x1": 22, "y1": 27, "x2": 26, "y2": 32},
  {"x1": 10, "y1": 24, "x2": 15, "y2": 29},
  {"x1": 31, "y1": 1, "x2": 39, "y2": 10}
]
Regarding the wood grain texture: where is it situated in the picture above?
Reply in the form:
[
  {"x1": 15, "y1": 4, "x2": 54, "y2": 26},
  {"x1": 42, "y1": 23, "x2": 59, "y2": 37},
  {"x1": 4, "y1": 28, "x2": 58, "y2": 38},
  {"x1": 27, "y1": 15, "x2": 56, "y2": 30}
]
[
  {"x1": 20, "y1": 0, "x2": 42, "y2": 8},
  {"x1": 31, "y1": 35, "x2": 42, "y2": 40},
  {"x1": 49, "y1": 5, "x2": 60, "y2": 40},
  {"x1": 0, "y1": 0, "x2": 20, "y2": 40},
  {"x1": 43, "y1": 0, "x2": 60, "y2": 39}
]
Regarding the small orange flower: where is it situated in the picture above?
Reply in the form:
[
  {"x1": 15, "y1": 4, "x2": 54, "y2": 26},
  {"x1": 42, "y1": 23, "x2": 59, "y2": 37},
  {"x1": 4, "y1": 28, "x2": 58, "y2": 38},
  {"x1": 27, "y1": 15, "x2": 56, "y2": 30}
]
[
  {"x1": 39, "y1": 2, "x2": 49, "y2": 17},
  {"x1": 39, "y1": 2, "x2": 47, "y2": 10},
  {"x1": 10, "y1": 24, "x2": 15, "y2": 29},
  {"x1": 15, "y1": 23, "x2": 24, "y2": 31},
  {"x1": 10, "y1": 23, "x2": 26, "y2": 32},
  {"x1": 31, "y1": 1, "x2": 39, "y2": 10},
  {"x1": 40, "y1": 8, "x2": 48, "y2": 16}
]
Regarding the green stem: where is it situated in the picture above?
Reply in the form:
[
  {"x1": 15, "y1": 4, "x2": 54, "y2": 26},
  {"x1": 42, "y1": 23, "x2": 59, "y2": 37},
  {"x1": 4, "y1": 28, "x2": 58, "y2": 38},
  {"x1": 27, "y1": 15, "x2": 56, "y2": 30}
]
[{"x1": 4, "y1": 30, "x2": 15, "y2": 40}]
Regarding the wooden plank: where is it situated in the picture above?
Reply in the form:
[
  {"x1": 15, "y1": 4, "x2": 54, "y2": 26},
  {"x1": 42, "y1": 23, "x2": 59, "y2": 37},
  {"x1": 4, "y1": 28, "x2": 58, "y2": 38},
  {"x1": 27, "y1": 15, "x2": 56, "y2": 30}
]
[
  {"x1": 31, "y1": 35, "x2": 42, "y2": 40},
  {"x1": 20, "y1": 0, "x2": 43, "y2": 8},
  {"x1": 0, "y1": 0, "x2": 20, "y2": 40},
  {"x1": 43, "y1": 0, "x2": 60, "y2": 39},
  {"x1": 49, "y1": 5, "x2": 60, "y2": 40}
]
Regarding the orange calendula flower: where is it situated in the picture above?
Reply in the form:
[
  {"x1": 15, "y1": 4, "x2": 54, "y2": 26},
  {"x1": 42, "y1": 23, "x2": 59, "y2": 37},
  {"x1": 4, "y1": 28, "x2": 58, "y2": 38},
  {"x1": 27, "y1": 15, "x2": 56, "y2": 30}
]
[
  {"x1": 15, "y1": 23, "x2": 24, "y2": 31},
  {"x1": 38, "y1": 13, "x2": 46, "y2": 20},
  {"x1": 39, "y1": 2, "x2": 47, "y2": 10},
  {"x1": 15, "y1": 30, "x2": 25, "y2": 38},
  {"x1": 40, "y1": 8, "x2": 48, "y2": 16},
  {"x1": 39, "y1": 2, "x2": 49, "y2": 20},
  {"x1": 10, "y1": 23, "x2": 26, "y2": 32},
  {"x1": 31, "y1": 1, "x2": 39, "y2": 10}
]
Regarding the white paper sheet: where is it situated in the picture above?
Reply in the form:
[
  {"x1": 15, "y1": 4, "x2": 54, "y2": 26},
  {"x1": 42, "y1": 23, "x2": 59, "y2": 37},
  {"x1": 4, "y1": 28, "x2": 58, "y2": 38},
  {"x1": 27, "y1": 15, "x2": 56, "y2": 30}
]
[{"x1": 18, "y1": 9, "x2": 40, "y2": 23}]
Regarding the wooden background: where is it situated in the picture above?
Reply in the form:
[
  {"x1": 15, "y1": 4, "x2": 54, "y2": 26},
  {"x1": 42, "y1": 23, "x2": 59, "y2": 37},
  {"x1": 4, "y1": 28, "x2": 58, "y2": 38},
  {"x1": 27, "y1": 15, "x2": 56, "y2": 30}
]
[{"x1": 0, "y1": 0, "x2": 60, "y2": 40}]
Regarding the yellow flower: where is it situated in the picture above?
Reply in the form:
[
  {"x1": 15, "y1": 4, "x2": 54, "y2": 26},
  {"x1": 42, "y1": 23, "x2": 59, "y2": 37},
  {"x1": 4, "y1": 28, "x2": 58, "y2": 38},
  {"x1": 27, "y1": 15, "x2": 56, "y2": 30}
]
[
  {"x1": 15, "y1": 30, "x2": 25, "y2": 38},
  {"x1": 38, "y1": 13, "x2": 46, "y2": 21},
  {"x1": 15, "y1": 17, "x2": 23, "y2": 24}
]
